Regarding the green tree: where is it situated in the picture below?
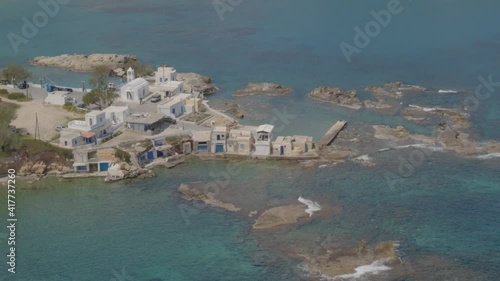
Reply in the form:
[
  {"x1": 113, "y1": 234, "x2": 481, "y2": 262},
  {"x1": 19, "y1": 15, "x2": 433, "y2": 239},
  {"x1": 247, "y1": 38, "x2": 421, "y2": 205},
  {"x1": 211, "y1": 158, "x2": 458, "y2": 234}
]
[
  {"x1": 89, "y1": 64, "x2": 111, "y2": 90},
  {"x1": 124, "y1": 61, "x2": 154, "y2": 77},
  {"x1": 1, "y1": 64, "x2": 31, "y2": 84},
  {"x1": 0, "y1": 102, "x2": 20, "y2": 152},
  {"x1": 85, "y1": 65, "x2": 118, "y2": 109}
]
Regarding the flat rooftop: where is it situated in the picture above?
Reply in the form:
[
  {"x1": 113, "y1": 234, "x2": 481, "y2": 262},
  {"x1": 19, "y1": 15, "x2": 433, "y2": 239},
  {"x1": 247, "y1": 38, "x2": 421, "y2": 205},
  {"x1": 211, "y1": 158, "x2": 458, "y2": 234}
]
[{"x1": 125, "y1": 113, "x2": 165, "y2": 125}]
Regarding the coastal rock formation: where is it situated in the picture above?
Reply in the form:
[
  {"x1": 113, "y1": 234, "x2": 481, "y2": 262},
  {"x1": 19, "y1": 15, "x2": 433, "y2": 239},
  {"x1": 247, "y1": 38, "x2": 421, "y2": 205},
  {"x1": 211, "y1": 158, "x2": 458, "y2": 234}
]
[
  {"x1": 178, "y1": 184, "x2": 241, "y2": 212},
  {"x1": 403, "y1": 105, "x2": 470, "y2": 130},
  {"x1": 31, "y1": 54, "x2": 137, "y2": 72},
  {"x1": 177, "y1": 72, "x2": 218, "y2": 95},
  {"x1": 233, "y1": 83, "x2": 292, "y2": 96},
  {"x1": 372, "y1": 125, "x2": 411, "y2": 141},
  {"x1": 253, "y1": 204, "x2": 309, "y2": 230},
  {"x1": 300, "y1": 240, "x2": 402, "y2": 280},
  {"x1": 365, "y1": 81, "x2": 426, "y2": 98},
  {"x1": 18, "y1": 160, "x2": 72, "y2": 176},
  {"x1": 308, "y1": 87, "x2": 362, "y2": 110}
]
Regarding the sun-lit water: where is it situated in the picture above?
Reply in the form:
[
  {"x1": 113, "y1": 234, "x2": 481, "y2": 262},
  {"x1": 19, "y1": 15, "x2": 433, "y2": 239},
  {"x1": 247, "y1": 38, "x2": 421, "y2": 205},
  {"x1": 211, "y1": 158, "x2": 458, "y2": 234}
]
[{"x1": 1, "y1": 0, "x2": 500, "y2": 280}]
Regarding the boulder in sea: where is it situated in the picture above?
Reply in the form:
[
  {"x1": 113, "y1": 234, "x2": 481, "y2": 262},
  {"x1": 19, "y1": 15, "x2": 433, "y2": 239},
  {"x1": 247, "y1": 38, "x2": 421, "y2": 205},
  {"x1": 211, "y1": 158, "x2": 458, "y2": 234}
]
[
  {"x1": 233, "y1": 82, "x2": 293, "y2": 96},
  {"x1": 308, "y1": 87, "x2": 362, "y2": 110}
]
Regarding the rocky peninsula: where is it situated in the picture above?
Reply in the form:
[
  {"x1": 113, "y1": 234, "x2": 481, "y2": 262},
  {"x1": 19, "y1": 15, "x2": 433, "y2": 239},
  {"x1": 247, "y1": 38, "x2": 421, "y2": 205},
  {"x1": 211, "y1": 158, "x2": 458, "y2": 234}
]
[
  {"x1": 308, "y1": 87, "x2": 362, "y2": 110},
  {"x1": 233, "y1": 83, "x2": 292, "y2": 97},
  {"x1": 176, "y1": 72, "x2": 219, "y2": 95},
  {"x1": 31, "y1": 54, "x2": 137, "y2": 72}
]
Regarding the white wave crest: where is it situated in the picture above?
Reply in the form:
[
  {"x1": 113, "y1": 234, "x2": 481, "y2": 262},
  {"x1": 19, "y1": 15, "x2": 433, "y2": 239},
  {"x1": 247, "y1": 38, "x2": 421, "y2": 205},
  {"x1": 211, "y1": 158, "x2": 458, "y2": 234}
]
[
  {"x1": 335, "y1": 258, "x2": 392, "y2": 280},
  {"x1": 476, "y1": 153, "x2": 500, "y2": 159},
  {"x1": 298, "y1": 196, "x2": 321, "y2": 217},
  {"x1": 393, "y1": 143, "x2": 443, "y2": 152}
]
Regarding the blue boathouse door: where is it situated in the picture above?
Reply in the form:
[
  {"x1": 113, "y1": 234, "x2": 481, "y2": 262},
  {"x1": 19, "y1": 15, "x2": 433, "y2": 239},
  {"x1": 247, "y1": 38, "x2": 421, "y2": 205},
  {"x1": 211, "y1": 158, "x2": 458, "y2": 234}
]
[{"x1": 215, "y1": 144, "x2": 224, "y2": 153}]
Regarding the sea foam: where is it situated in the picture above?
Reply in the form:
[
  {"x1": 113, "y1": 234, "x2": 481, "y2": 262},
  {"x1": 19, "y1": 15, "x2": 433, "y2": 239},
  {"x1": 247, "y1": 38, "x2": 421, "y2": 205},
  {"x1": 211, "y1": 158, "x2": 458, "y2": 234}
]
[
  {"x1": 298, "y1": 196, "x2": 321, "y2": 217},
  {"x1": 476, "y1": 153, "x2": 500, "y2": 159},
  {"x1": 335, "y1": 258, "x2": 392, "y2": 280}
]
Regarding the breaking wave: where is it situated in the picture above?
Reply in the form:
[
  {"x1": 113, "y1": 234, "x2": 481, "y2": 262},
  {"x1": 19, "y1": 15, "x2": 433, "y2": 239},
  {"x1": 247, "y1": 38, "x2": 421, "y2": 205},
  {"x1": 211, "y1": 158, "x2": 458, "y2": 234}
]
[{"x1": 298, "y1": 196, "x2": 321, "y2": 217}]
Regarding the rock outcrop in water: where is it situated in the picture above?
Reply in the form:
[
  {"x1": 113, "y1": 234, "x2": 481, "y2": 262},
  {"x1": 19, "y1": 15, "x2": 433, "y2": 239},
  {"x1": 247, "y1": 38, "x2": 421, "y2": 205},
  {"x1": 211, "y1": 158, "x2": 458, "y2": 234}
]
[
  {"x1": 365, "y1": 81, "x2": 426, "y2": 98},
  {"x1": 308, "y1": 87, "x2": 362, "y2": 110},
  {"x1": 233, "y1": 83, "x2": 293, "y2": 96},
  {"x1": 177, "y1": 72, "x2": 219, "y2": 95},
  {"x1": 31, "y1": 54, "x2": 137, "y2": 72}
]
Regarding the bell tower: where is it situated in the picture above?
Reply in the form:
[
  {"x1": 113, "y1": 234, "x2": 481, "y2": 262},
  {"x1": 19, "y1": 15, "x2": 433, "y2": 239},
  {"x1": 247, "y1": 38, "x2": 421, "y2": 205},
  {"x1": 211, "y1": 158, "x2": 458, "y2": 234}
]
[{"x1": 127, "y1": 67, "x2": 135, "y2": 83}]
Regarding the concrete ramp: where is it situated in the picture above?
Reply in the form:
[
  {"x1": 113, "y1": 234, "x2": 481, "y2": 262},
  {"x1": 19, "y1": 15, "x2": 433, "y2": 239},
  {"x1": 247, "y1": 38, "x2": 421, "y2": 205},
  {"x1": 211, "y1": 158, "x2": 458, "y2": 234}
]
[{"x1": 317, "y1": 121, "x2": 347, "y2": 147}]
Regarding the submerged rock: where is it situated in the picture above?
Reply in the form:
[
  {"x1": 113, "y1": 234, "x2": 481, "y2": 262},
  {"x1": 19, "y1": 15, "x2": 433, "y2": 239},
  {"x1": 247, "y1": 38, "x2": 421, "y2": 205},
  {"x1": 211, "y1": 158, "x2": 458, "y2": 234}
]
[
  {"x1": 178, "y1": 184, "x2": 240, "y2": 212},
  {"x1": 253, "y1": 204, "x2": 309, "y2": 230},
  {"x1": 233, "y1": 82, "x2": 293, "y2": 96},
  {"x1": 300, "y1": 240, "x2": 402, "y2": 280},
  {"x1": 31, "y1": 53, "x2": 137, "y2": 72},
  {"x1": 308, "y1": 87, "x2": 362, "y2": 110}
]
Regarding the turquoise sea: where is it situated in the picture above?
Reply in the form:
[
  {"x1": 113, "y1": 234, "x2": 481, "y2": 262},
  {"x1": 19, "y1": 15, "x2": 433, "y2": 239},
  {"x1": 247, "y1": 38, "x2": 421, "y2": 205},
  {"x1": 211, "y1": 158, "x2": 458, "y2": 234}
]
[{"x1": 1, "y1": 0, "x2": 500, "y2": 280}]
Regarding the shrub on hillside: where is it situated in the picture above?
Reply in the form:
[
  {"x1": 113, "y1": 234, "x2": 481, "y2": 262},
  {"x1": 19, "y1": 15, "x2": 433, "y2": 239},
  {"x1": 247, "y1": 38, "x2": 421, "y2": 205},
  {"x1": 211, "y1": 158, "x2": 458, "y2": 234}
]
[
  {"x1": 0, "y1": 89, "x2": 8, "y2": 96},
  {"x1": 7, "y1": 92, "x2": 26, "y2": 101}
]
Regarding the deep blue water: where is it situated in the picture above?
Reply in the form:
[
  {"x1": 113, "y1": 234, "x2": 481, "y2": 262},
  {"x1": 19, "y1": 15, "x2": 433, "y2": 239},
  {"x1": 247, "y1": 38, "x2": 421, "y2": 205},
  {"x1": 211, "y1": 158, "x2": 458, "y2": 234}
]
[{"x1": 1, "y1": 0, "x2": 500, "y2": 280}]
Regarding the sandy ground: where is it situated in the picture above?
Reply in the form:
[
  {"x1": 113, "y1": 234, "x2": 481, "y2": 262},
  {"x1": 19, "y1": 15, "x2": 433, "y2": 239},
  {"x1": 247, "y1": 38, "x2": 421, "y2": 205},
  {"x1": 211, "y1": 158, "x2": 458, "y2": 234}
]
[{"x1": 11, "y1": 100, "x2": 81, "y2": 141}]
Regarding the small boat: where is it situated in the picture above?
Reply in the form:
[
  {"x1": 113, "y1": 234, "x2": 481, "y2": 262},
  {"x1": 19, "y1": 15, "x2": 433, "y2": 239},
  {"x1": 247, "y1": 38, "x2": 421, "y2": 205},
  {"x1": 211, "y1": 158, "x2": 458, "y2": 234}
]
[
  {"x1": 438, "y1": 89, "x2": 458, "y2": 94},
  {"x1": 164, "y1": 154, "x2": 185, "y2": 168}
]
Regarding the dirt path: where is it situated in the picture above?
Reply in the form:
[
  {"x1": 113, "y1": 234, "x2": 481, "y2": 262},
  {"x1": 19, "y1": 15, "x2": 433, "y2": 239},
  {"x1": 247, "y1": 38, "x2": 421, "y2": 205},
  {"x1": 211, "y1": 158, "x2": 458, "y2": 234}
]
[{"x1": 11, "y1": 100, "x2": 81, "y2": 141}]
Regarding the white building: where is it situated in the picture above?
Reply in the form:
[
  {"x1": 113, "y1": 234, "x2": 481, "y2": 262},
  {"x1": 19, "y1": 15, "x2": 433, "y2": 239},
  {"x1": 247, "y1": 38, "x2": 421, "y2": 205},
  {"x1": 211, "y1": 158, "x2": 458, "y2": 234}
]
[
  {"x1": 102, "y1": 105, "x2": 130, "y2": 125},
  {"x1": 120, "y1": 67, "x2": 149, "y2": 103},
  {"x1": 155, "y1": 66, "x2": 177, "y2": 84},
  {"x1": 272, "y1": 136, "x2": 293, "y2": 156},
  {"x1": 154, "y1": 65, "x2": 184, "y2": 97},
  {"x1": 44, "y1": 91, "x2": 76, "y2": 106},
  {"x1": 253, "y1": 124, "x2": 274, "y2": 157},
  {"x1": 227, "y1": 128, "x2": 254, "y2": 155},
  {"x1": 157, "y1": 93, "x2": 191, "y2": 118},
  {"x1": 192, "y1": 131, "x2": 211, "y2": 153},
  {"x1": 68, "y1": 110, "x2": 112, "y2": 139},
  {"x1": 211, "y1": 126, "x2": 228, "y2": 153}
]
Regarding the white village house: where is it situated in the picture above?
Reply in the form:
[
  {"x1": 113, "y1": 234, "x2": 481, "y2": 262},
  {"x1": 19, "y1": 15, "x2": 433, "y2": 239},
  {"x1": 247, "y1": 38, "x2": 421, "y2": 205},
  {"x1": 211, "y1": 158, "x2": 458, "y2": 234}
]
[
  {"x1": 44, "y1": 91, "x2": 76, "y2": 106},
  {"x1": 253, "y1": 124, "x2": 274, "y2": 157},
  {"x1": 157, "y1": 93, "x2": 191, "y2": 118},
  {"x1": 154, "y1": 65, "x2": 184, "y2": 97},
  {"x1": 120, "y1": 67, "x2": 149, "y2": 103},
  {"x1": 102, "y1": 105, "x2": 131, "y2": 125},
  {"x1": 211, "y1": 126, "x2": 228, "y2": 153}
]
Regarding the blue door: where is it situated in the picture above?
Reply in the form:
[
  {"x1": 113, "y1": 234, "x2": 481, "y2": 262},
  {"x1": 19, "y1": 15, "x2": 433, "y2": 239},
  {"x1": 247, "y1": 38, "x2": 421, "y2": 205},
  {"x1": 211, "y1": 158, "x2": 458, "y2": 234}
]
[
  {"x1": 215, "y1": 144, "x2": 224, "y2": 153},
  {"x1": 99, "y1": 162, "x2": 109, "y2": 172},
  {"x1": 198, "y1": 145, "x2": 208, "y2": 151},
  {"x1": 147, "y1": 151, "x2": 154, "y2": 159},
  {"x1": 280, "y1": 146, "x2": 284, "y2": 155}
]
